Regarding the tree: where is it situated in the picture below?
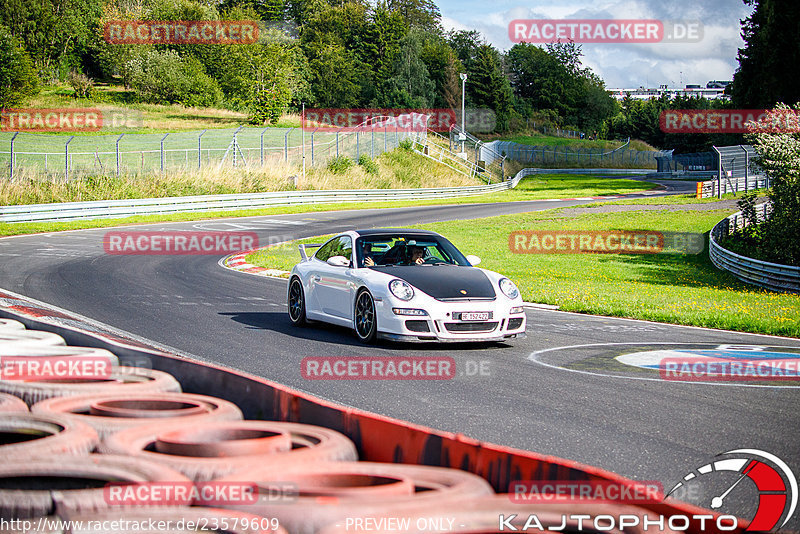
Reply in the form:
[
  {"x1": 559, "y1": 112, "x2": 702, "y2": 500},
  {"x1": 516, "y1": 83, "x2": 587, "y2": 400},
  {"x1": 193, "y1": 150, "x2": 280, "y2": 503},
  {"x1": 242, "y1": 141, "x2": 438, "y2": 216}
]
[
  {"x1": 362, "y1": 2, "x2": 407, "y2": 104},
  {"x1": 446, "y1": 29, "x2": 481, "y2": 67},
  {"x1": 731, "y1": 0, "x2": 800, "y2": 108},
  {"x1": 0, "y1": 0, "x2": 104, "y2": 79},
  {"x1": 507, "y1": 41, "x2": 614, "y2": 132},
  {"x1": 0, "y1": 24, "x2": 38, "y2": 107},
  {"x1": 468, "y1": 44, "x2": 511, "y2": 131},
  {"x1": 385, "y1": 28, "x2": 435, "y2": 107},
  {"x1": 307, "y1": 43, "x2": 364, "y2": 107},
  {"x1": 387, "y1": 0, "x2": 439, "y2": 31}
]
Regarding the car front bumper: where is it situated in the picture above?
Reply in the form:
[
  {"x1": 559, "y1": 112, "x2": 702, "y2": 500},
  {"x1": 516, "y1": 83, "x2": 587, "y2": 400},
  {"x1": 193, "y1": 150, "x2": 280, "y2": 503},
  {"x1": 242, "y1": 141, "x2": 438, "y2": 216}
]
[{"x1": 375, "y1": 298, "x2": 527, "y2": 343}]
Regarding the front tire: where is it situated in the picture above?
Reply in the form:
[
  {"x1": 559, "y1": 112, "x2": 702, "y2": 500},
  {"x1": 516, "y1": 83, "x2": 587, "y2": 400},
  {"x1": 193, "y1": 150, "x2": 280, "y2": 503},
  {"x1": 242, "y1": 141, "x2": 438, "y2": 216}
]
[
  {"x1": 288, "y1": 277, "x2": 307, "y2": 326},
  {"x1": 354, "y1": 290, "x2": 377, "y2": 343}
]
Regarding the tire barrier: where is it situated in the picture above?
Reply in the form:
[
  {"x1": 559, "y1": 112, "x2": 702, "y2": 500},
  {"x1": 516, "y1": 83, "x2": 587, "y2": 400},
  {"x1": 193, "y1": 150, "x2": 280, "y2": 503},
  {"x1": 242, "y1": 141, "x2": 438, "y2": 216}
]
[
  {"x1": 0, "y1": 345, "x2": 119, "y2": 363},
  {"x1": 316, "y1": 496, "x2": 683, "y2": 534},
  {"x1": 32, "y1": 392, "x2": 243, "y2": 438},
  {"x1": 99, "y1": 420, "x2": 359, "y2": 481},
  {"x1": 0, "y1": 392, "x2": 27, "y2": 412},
  {"x1": 1, "y1": 368, "x2": 181, "y2": 407},
  {"x1": 215, "y1": 461, "x2": 494, "y2": 534},
  {"x1": 0, "y1": 300, "x2": 744, "y2": 534},
  {"x1": 0, "y1": 330, "x2": 66, "y2": 348},
  {"x1": 0, "y1": 319, "x2": 25, "y2": 331},
  {"x1": 0, "y1": 413, "x2": 98, "y2": 459},
  {"x1": 0, "y1": 454, "x2": 190, "y2": 518},
  {"x1": 60, "y1": 507, "x2": 289, "y2": 534}
]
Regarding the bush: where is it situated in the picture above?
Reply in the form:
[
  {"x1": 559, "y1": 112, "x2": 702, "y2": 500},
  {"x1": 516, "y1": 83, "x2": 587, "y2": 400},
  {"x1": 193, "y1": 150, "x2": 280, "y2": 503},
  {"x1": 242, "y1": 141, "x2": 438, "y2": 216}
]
[
  {"x1": 357, "y1": 154, "x2": 379, "y2": 174},
  {"x1": 125, "y1": 49, "x2": 222, "y2": 107},
  {"x1": 399, "y1": 139, "x2": 413, "y2": 151},
  {"x1": 0, "y1": 25, "x2": 39, "y2": 108},
  {"x1": 327, "y1": 156, "x2": 354, "y2": 174},
  {"x1": 744, "y1": 103, "x2": 800, "y2": 265},
  {"x1": 68, "y1": 72, "x2": 94, "y2": 98}
]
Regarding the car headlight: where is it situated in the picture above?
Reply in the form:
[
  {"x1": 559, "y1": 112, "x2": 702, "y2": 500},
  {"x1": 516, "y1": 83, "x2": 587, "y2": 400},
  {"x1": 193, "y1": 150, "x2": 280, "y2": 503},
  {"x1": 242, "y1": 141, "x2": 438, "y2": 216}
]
[
  {"x1": 389, "y1": 279, "x2": 414, "y2": 301},
  {"x1": 499, "y1": 278, "x2": 520, "y2": 299}
]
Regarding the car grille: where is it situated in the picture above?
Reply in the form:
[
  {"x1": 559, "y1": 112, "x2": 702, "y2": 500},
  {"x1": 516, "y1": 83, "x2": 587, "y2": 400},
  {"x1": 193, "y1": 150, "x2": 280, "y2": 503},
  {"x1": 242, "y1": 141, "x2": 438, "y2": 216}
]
[
  {"x1": 444, "y1": 321, "x2": 498, "y2": 333},
  {"x1": 405, "y1": 320, "x2": 430, "y2": 333},
  {"x1": 507, "y1": 318, "x2": 524, "y2": 330}
]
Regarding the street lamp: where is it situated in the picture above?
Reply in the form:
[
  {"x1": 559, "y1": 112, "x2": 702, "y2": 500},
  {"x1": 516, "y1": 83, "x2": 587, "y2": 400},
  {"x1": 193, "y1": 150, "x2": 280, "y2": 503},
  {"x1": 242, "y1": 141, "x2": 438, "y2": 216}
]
[{"x1": 459, "y1": 73, "x2": 468, "y2": 153}]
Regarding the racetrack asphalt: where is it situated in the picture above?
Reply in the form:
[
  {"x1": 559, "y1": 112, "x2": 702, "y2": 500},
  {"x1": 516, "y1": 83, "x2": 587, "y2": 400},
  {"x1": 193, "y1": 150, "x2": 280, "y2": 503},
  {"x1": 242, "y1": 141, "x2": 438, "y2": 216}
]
[{"x1": 1, "y1": 180, "x2": 798, "y2": 522}]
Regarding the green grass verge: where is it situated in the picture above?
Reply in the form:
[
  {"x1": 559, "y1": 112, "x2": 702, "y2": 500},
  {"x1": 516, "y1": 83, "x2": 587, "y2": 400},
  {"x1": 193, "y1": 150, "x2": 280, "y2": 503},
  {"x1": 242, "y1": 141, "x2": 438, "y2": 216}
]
[
  {"x1": 0, "y1": 174, "x2": 657, "y2": 237},
  {"x1": 247, "y1": 200, "x2": 800, "y2": 338}
]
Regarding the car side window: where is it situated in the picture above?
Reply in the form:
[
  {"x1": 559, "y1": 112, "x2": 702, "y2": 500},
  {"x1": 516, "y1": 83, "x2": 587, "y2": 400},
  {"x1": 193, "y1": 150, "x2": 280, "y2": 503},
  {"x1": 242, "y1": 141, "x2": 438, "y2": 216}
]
[
  {"x1": 314, "y1": 238, "x2": 337, "y2": 262},
  {"x1": 315, "y1": 236, "x2": 352, "y2": 263},
  {"x1": 331, "y1": 236, "x2": 352, "y2": 261}
]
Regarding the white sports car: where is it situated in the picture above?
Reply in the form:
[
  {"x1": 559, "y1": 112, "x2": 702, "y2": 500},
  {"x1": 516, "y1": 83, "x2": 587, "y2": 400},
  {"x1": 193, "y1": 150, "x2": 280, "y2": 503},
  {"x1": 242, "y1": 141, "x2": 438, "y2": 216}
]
[{"x1": 287, "y1": 229, "x2": 526, "y2": 343}]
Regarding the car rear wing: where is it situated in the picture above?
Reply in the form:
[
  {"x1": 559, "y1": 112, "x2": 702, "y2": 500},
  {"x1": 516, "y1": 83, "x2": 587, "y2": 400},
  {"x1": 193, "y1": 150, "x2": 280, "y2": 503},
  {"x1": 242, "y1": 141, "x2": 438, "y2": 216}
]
[{"x1": 299, "y1": 243, "x2": 323, "y2": 261}]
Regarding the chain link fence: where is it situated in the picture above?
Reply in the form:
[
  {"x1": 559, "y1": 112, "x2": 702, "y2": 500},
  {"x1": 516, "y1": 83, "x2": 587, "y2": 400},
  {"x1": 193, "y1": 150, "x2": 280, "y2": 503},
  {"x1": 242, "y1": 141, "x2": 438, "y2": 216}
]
[
  {"x1": 0, "y1": 122, "x2": 418, "y2": 181},
  {"x1": 697, "y1": 145, "x2": 768, "y2": 198},
  {"x1": 482, "y1": 140, "x2": 658, "y2": 169}
]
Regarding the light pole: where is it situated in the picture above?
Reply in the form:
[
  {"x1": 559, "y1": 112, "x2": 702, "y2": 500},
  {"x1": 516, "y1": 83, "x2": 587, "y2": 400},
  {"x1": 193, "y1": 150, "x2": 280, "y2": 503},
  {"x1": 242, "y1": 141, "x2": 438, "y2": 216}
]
[{"x1": 459, "y1": 73, "x2": 468, "y2": 153}]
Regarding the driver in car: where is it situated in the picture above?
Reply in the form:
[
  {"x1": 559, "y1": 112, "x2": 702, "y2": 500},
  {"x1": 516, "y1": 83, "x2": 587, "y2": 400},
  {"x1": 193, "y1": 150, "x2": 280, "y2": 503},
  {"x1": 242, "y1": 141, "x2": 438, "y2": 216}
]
[{"x1": 408, "y1": 245, "x2": 425, "y2": 265}]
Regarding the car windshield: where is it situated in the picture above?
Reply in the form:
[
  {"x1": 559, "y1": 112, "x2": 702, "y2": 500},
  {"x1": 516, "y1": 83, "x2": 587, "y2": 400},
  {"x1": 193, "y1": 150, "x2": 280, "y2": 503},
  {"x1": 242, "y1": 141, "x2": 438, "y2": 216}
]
[{"x1": 356, "y1": 234, "x2": 471, "y2": 268}]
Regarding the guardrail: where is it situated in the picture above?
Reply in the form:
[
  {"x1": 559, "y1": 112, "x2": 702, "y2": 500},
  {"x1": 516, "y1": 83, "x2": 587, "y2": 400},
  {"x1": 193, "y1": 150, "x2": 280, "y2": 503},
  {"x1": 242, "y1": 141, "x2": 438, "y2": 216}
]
[
  {"x1": 0, "y1": 183, "x2": 516, "y2": 223},
  {"x1": 1, "y1": 166, "x2": 659, "y2": 224},
  {"x1": 709, "y1": 203, "x2": 800, "y2": 293}
]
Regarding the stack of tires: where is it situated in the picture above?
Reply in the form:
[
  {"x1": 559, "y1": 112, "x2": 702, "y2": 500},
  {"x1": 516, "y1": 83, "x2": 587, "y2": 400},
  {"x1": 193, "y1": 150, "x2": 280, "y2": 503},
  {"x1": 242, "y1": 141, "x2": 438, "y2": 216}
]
[{"x1": 0, "y1": 319, "x2": 667, "y2": 533}]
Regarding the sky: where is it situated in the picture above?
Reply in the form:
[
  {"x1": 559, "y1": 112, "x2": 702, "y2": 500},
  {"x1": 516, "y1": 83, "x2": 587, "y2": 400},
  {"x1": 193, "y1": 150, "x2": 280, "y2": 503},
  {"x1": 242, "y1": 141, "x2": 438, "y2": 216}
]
[{"x1": 437, "y1": 0, "x2": 753, "y2": 89}]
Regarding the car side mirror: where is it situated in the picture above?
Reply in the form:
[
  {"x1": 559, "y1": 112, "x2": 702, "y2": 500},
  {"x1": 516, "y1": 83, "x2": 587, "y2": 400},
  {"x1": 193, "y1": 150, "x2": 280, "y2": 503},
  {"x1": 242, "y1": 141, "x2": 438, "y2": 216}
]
[
  {"x1": 326, "y1": 255, "x2": 351, "y2": 267},
  {"x1": 465, "y1": 254, "x2": 481, "y2": 266}
]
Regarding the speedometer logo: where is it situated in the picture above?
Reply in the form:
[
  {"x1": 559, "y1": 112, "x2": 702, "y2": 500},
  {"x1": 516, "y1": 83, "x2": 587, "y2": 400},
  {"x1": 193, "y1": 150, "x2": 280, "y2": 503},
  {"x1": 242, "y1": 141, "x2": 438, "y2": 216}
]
[{"x1": 666, "y1": 449, "x2": 797, "y2": 531}]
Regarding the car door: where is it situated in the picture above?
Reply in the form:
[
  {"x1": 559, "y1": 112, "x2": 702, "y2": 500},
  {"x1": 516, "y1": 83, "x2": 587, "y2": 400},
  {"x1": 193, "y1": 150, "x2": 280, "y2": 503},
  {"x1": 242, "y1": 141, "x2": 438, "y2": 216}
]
[{"x1": 311, "y1": 236, "x2": 355, "y2": 322}]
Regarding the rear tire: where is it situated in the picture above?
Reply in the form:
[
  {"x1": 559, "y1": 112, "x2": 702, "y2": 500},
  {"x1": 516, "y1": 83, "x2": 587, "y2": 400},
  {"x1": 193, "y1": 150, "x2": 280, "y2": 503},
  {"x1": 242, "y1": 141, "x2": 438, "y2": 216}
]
[
  {"x1": 354, "y1": 290, "x2": 377, "y2": 343},
  {"x1": 287, "y1": 277, "x2": 307, "y2": 326}
]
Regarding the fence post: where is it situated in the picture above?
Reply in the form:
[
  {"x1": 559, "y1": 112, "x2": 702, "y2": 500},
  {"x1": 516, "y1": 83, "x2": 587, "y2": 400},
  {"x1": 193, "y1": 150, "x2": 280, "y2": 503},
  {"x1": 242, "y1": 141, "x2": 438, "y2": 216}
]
[
  {"x1": 195, "y1": 130, "x2": 205, "y2": 170},
  {"x1": 9, "y1": 132, "x2": 18, "y2": 179},
  {"x1": 311, "y1": 128, "x2": 319, "y2": 165},
  {"x1": 384, "y1": 126, "x2": 387, "y2": 152},
  {"x1": 160, "y1": 133, "x2": 169, "y2": 174},
  {"x1": 116, "y1": 133, "x2": 124, "y2": 177},
  {"x1": 741, "y1": 145, "x2": 749, "y2": 192},
  {"x1": 65, "y1": 136, "x2": 74, "y2": 181},
  {"x1": 336, "y1": 130, "x2": 340, "y2": 158},
  {"x1": 356, "y1": 131, "x2": 360, "y2": 160},
  {"x1": 284, "y1": 128, "x2": 293, "y2": 163},
  {"x1": 370, "y1": 128, "x2": 374, "y2": 159},
  {"x1": 712, "y1": 146, "x2": 722, "y2": 199}
]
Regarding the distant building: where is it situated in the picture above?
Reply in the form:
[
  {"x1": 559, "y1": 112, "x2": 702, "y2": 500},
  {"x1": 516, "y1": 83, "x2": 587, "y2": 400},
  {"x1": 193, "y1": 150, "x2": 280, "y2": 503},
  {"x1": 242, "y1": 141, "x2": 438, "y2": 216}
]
[{"x1": 607, "y1": 82, "x2": 731, "y2": 101}]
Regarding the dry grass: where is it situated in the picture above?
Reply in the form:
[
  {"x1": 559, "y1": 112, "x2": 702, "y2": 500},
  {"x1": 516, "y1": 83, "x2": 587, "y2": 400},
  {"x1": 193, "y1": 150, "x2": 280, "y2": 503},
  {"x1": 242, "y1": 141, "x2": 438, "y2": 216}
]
[{"x1": 0, "y1": 149, "x2": 478, "y2": 205}]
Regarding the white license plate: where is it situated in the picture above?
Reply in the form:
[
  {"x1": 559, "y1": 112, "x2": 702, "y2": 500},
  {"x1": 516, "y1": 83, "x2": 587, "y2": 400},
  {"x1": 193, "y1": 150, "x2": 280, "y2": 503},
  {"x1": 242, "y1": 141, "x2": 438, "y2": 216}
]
[{"x1": 460, "y1": 312, "x2": 490, "y2": 321}]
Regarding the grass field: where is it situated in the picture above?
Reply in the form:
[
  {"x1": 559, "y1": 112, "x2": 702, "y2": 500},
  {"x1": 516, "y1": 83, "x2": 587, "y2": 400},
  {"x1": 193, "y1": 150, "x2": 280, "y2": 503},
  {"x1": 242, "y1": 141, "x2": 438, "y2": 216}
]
[{"x1": 247, "y1": 196, "x2": 800, "y2": 338}]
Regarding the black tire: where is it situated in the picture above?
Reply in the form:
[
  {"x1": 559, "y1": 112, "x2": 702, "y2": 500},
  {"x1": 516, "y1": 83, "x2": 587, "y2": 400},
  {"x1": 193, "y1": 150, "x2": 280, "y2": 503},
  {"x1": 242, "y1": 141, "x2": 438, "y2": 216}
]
[
  {"x1": 287, "y1": 277, "x2": 307, "y2": 326},
  {"x1": 354, "y1": 289, "x2": 377, "y2": 343}
]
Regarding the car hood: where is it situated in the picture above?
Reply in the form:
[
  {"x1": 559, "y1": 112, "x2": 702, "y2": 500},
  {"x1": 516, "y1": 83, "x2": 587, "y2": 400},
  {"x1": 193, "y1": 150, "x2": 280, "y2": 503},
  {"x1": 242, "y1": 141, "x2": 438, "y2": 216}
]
[{"x1": 371, "y1": 265, "x2": 497, "y2": 299}]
